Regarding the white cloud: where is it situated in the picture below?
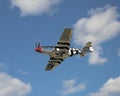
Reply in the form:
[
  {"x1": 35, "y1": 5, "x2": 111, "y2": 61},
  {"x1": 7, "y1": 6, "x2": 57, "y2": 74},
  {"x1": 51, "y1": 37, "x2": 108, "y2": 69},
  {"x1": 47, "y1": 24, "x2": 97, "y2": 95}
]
[
  {"x1": 61, "y1": 79, "x2": 85, "y2": 95},
  {"x1": 89, "y1": 46, "x2": 107, "y2": 65},
  {"x1": 10, "y1": 0, "x2": 61, "y2": 16},
  {"x1": 0, "y1": 72, "x2": 32, "y2": 96},
  {"x1": 73, "y1": 5, "x2": 120, "y2": 65},
  {"x1": 89, "y1": 76, "x2": 120, "y2": 96}
]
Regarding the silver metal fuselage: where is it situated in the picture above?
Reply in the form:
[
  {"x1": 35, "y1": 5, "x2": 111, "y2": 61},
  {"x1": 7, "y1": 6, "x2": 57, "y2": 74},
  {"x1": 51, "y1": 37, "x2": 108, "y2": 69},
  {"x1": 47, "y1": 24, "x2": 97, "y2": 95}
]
[{"x1": 41, "y1": 46, "x2": 80, "y2": 58}]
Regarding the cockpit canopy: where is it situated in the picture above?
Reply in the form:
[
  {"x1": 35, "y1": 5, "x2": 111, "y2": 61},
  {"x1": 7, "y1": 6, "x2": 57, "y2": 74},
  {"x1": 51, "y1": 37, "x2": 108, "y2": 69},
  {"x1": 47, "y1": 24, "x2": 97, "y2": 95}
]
[{"x1": 42, "y1": 46, "x2": 55, "y2": 52}]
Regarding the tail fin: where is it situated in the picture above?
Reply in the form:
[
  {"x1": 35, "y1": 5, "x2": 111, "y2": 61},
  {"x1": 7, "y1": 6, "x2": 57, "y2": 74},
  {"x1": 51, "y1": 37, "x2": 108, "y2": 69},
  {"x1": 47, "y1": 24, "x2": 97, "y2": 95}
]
[{"x1": 79, "y1": 42, "x2": 93, "y2": 56}]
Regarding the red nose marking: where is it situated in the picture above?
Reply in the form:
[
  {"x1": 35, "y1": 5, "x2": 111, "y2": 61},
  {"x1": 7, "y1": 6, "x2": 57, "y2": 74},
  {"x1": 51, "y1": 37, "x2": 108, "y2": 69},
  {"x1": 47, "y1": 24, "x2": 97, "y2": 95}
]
[{"x1": 35, "y1": 47, "x2": 42, "y2": 53}]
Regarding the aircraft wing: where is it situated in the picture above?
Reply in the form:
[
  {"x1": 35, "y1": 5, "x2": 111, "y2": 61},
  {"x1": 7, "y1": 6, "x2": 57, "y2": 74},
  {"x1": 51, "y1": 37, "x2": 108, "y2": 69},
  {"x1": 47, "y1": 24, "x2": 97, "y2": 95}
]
[
  {"x1": 45, "y1": 28, "x2": 72, "y2": 71},
  {"x1": 45, "y1": 57, "x2": 64, "y2": 71},
  {"x1": 55, "y1": 28, "x2": 72, "y2": 52}
]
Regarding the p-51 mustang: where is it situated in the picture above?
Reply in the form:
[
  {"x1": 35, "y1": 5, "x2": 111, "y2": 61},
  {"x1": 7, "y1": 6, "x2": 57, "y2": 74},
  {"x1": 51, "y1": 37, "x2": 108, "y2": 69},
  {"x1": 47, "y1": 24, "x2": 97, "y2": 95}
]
[{"x1": 35, "y1": 28, "x2": 93, "y2": 71}]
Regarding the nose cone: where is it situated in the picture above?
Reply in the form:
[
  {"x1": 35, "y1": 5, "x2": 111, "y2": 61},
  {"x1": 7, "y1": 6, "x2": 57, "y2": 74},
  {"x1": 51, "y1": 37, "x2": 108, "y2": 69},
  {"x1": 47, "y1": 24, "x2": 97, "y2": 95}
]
[
  {"x1": 35, "y1": 47, "x2": 42, "y2": 53},
  {"x1": 35, "y1": 48, "x2": 39, "y2": 51}
]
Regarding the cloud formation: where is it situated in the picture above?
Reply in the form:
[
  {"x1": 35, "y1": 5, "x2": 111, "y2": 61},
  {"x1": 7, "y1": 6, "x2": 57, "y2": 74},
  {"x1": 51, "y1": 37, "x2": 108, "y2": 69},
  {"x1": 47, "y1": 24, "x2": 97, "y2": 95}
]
[
  {"x1": 10, "y1": 0, "x2": 61, "y2": 16},
  {"x1": 0, "y1": 72, "x2": 32, "y2": 96},
  {"x1": 61, "y1": 79, "x2": 85, "y2": 95},
  {"x1": 90, "y1": 76, "x2": 120, "y2": 96},
  {"x1": 73, "y1": 5, "x2": 120, "y2": 64}
]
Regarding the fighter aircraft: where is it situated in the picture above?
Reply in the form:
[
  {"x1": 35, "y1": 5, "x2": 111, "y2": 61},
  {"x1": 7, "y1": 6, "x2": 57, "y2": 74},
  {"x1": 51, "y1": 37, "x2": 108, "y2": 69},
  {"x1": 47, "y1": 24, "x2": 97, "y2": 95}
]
[{"x1": 35, "y1": 28, "x2": 93, "y2": 71}]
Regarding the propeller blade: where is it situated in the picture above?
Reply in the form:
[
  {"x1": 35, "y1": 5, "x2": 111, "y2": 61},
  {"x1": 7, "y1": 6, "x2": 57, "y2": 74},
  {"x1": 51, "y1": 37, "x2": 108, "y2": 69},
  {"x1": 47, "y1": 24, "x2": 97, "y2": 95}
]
[
  {"x1": 38, "y1": 41, "x2": 40, "y2": 47},
  {"x1": 35, "y1": 42, "x2": 37, "y2": 47},
  {"x1": 35, "y1": 41, "x2": 41, "y2": 48}
]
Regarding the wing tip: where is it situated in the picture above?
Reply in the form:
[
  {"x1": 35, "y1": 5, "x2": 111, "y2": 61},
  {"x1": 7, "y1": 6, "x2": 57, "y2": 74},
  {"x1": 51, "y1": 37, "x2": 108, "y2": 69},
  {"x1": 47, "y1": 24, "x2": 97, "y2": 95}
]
[{"x1": 64, "y1": 28, "x2": 72, "y2": 32}]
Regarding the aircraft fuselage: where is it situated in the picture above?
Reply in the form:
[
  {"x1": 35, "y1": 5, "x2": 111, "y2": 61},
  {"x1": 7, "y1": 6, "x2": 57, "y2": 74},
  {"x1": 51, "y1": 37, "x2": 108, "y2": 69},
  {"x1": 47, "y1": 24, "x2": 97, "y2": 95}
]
[{"x1": 35, "y1": 46, "x2": 82, "y2": 58}]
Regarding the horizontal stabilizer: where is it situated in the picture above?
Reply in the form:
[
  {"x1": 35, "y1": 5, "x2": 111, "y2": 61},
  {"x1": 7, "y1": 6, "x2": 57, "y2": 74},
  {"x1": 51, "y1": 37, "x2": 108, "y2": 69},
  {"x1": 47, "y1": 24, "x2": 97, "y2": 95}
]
[{"x1": 79, "y1": 42, "x2": 93, "y2": 56}]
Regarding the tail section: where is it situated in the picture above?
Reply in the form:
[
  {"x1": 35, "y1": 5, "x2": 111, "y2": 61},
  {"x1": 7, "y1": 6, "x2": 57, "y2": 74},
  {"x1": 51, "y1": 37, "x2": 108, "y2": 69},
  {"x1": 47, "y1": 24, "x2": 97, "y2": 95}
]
[{"x1": 79, "y1": 42, "x2": 93, "y2": 56}]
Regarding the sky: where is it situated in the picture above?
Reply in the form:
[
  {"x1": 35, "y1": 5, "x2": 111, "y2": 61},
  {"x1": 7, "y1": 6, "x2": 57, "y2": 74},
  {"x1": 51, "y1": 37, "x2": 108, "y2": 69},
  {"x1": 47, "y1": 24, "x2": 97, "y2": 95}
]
[{"x1": 0, "y1": 0, "x2": 120, "y2": 96}]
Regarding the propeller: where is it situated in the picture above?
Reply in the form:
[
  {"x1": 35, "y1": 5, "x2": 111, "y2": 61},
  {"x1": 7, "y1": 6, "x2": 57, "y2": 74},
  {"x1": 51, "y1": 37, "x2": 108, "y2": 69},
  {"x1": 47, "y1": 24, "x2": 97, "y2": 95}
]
[{"x1": 35, "y1": 41, "x2": 41, "y2": 48}]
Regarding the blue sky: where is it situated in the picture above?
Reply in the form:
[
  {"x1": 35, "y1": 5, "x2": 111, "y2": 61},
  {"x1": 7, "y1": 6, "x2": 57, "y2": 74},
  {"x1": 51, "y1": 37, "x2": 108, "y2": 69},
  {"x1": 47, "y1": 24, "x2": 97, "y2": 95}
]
[{"x1": 0, "y1": 0, "x2": 120, "y2": 96}]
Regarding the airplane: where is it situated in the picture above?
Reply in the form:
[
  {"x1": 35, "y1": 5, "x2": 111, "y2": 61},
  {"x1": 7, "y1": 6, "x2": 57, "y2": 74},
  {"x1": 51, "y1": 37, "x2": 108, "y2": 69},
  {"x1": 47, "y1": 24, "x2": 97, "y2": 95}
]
[{"x1": 35, "y1": 28, "x2": 93, "y2": 71}]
